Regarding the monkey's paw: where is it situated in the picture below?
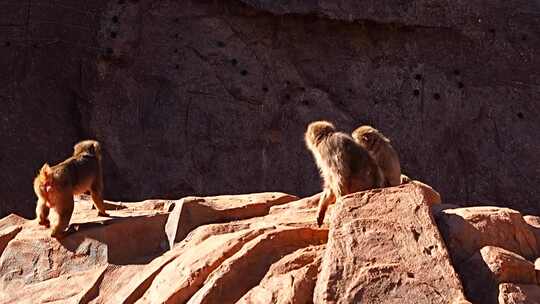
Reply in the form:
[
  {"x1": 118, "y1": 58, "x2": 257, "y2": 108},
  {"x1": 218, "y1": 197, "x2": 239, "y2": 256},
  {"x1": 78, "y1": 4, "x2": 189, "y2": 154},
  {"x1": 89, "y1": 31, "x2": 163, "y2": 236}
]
[
  {"x1": 50, "y1": 230, "x2": 68, "y2": 239},
  {"x1": 37, "y1": 219, "x2": 50, "y2": 227},
  {"x1": 98, "y1": 211, "x2": 110, "y2": 217}
]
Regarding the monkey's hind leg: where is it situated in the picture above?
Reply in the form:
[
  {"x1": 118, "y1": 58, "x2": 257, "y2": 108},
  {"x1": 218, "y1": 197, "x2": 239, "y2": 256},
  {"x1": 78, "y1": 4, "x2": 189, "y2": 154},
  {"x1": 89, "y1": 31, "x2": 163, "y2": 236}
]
[
  {"x1": 316, "y1": 189, "x2": 336, "y2": 227},
  {"x1": 50, "y1": 197, "x2": 74, "y2": 239},
  {"x1": 35, "y1": 199, "x2": 50, "y2": 227},
  {"x1": 90, "y1": 180, "x2": 109, "y2": 217}
]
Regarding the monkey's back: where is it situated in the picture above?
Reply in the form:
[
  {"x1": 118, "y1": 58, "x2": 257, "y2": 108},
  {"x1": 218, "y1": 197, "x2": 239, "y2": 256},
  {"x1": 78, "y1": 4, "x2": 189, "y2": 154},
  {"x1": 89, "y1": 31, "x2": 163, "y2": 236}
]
[
  {"x1": 346, "y1": 137, "x2": 385, "y2": 192},
  {"x1": 319, "y1": 133, "x2": 382, "y2": 195},
  {"x1": 51, "y1": 153, "x2": 98, "y2": 193}
]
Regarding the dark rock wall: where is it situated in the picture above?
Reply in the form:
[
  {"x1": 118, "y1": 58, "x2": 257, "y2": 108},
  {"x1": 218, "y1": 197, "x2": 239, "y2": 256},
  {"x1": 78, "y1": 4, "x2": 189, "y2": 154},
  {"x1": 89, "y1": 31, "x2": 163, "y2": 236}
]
[{"x1": 1, "y1": 0, "x2": 539, "y2": 218}]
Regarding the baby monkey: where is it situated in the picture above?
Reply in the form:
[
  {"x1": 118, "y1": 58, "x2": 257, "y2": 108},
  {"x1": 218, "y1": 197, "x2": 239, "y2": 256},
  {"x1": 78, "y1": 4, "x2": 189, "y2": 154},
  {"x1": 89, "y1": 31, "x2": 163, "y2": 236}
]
[
  {"x1": 352, "y1": 125, "x2": 402, "y2": 187},
  {"x1": 34, "y1": 140, "x2": 109, "y2": 238},
  {"x1": 305, "y1": 121, "x2": 385, "y2": 226}
]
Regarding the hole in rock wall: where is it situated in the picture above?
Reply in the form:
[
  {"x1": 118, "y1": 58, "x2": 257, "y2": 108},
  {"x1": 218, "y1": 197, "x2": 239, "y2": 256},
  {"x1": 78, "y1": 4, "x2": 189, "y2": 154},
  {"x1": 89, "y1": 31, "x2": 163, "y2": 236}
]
[{"x1": 433, "y1": 93, "x2": 441, "y2": 100}]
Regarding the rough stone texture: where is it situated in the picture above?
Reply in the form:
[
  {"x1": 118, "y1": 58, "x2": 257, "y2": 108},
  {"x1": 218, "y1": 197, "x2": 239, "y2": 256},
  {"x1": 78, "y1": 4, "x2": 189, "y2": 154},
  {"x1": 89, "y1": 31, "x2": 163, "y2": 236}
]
[
  {"x1": 459, "y1": 246, "x2": 536, "y2": 304},
  {"x1": 436, "y1": 207, "x2": 539, "y2": 263},
  {"x1": 165, "y1": 192, "x2": 298, "y2": 248},
  {"x1": 499, "y1": 283, "x2": 540, "y2": 304},
  {"x1": 0, "y1": 183, "x2": 472, "y2": 303},
  {"x1": 314, "y1": 184, "x2": 466, "y2": 303},
  {"x1": 481, "y1": 246, "x2": 536, "y2": 284},
  {"x1": 1, "y1": 0, "x2": 539, "y2": 219},
  {"x1": 525, "y1": 216, "x2": 540, "y2": 252},
  {"x1": 237, "y1": 245, "x2": 324, "y2": 304}
]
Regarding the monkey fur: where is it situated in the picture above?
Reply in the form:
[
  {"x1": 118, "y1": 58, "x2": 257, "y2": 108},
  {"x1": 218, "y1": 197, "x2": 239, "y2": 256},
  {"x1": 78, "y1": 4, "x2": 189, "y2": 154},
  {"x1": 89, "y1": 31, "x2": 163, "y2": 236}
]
[
  {"x1": 34, "y1": 140, "x2": 109, "y2": 238},
  {"x1": 305, "y1": 121, "x2": 385, "y2": 226}
]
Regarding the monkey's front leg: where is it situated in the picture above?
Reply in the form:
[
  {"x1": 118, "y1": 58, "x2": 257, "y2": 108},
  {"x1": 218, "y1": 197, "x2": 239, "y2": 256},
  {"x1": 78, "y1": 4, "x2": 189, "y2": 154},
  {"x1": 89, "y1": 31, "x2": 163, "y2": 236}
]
[
  {"x1": 316, "y1": 189, "x2": 336, "y2": 227},
  {"x1": 91, "y1": 181, "x2": 109, "y2": 217},
  {"x1": 35, "y1": 199, "x2": 50, "y2": 227},
  {"x1": 50, "y1": 197, "x2": 74, "y2": 239}
]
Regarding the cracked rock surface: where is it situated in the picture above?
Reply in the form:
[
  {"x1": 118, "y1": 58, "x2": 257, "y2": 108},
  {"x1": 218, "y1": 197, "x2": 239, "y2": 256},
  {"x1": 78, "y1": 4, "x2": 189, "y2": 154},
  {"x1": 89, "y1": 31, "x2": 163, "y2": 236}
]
[
  {"x1": 2, "y1": 182, "x2": 540, "y2": 303},
  {"x1": 0, "y1": 183, "x2": 469, "y2": 303}
]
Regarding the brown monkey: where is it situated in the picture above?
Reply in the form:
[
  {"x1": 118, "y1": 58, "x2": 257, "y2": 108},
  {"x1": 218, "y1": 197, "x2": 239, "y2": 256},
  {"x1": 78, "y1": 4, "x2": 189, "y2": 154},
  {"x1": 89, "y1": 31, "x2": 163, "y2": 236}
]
[
  {"x1": 305, "y1": 121, "x2": 385, "y2": 226},
  {"x1": 352, "y1": 125, "x2": 402, "y2": 187},
  {"x1": 34, "y1": 140, "x2": 109, "y2": 238}
]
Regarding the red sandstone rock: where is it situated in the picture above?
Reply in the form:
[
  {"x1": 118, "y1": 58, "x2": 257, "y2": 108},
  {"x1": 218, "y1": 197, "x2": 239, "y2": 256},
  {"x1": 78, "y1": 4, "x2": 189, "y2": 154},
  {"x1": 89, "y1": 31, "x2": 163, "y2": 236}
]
[
  {"x1": 0, "y1": 184, "x2": 480, "y2": 303},
  {"x1": 480, "y1": 246, "x2": 536, "y2": 284},
  {"x1": 436, "y1": 207, "x2": 539, "y2": 263},
  {"x1": 237, "y1": 245, "x2": 325, "y2": 304},
  {"x1": 459, "y1": 246, "x2": 536, "y2": 304},
  {"x1": 165, "y1": 192, "x2": 298, "y2": 247},
  {"x1": 314, "y1": 184, "x2": 466, "y2": 303},
  {"x1": 498, "y1": 283, "x2": 540, "y2": 304}
]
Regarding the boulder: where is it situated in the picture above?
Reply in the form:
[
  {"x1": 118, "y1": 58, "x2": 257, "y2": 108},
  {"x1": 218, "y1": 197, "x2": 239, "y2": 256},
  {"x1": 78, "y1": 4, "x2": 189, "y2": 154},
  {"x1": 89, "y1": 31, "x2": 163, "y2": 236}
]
[
  {"x1": 535, "y1": 258, "x2": 540, "y2": 286},
  {"x1": 165, "y1": 192, "x2": 298, "y2": 247},
  {"x1": 436, "y1": 207, "x2": 538, "y2": 263},
  {"x1": 480, "y1": 246, "x2": 536, "y2": 284},
  {"x1": 237, "y1": 245, "x2": 325, "y2": 304},
  {"x1": 0, "y1": 196, "x2": 171, "y2": 301},
  {"x1": 314, "y1": 183, "x2": 466, "y2": 303},
  {"x1": 459, "y1": 246, "x2": 536, "y2": 304},
  {"x1": 498, "y1": 283, "x2": 540, "y2": 304}
]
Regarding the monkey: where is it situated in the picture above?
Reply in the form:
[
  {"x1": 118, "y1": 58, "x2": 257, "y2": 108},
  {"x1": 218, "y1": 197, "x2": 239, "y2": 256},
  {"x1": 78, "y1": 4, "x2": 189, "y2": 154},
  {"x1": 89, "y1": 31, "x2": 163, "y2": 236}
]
[
  {"x1": 351, "y1": 125, "x2": 403, "y2": 187},
  {"x1": 34, "y1": 140, "x2": 109, "y2": 238},
  {"x1": 305, "y1": 121, "x2": 385, "y2": 226}
]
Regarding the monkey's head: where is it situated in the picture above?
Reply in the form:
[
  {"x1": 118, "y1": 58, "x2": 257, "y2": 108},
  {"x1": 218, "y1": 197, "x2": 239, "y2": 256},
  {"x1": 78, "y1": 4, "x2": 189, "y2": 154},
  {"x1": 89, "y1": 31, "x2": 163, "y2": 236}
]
[
  {"x1": 74, "y1": 140, "x2": 101, "y2": 158},
  {"x1": 352, "y1": 125, "x2": 389, "y2": 150},
  {"x1": 305, "y1": 121, "x2": 336, "y2": 148},
  {"x1": 34, "y1": 164, "x2": 56, "y2": 200}
]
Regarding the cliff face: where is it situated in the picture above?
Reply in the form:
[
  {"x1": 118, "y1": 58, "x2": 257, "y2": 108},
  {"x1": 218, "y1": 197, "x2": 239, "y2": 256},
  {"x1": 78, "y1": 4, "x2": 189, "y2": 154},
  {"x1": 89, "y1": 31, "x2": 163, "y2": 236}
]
[{"x1": 1, "y1": 0, "x2": 539, "y2": 217}]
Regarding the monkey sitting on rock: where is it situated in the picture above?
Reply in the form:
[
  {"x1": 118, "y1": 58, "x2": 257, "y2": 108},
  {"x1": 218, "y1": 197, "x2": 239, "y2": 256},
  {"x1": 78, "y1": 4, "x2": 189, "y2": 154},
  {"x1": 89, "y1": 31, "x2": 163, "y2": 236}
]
[
  {"x1": 351, "y1": 125, "x2": 410, "y2": 186},
  {"x1": 305, "y1": 121, "x2": 385, "y2": 226},
  {"x1": 33, "y1": 140, "x2": 109, "y2": 238}
]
